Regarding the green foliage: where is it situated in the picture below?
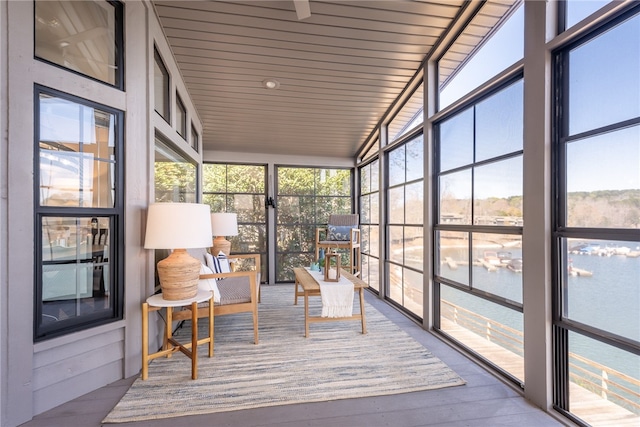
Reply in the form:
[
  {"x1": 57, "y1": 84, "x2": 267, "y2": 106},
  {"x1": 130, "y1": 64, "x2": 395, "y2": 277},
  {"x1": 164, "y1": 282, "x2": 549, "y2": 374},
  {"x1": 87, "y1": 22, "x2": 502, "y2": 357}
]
[
  {"x1": 202, "y1": 164, "x2": 354, "y2": 282},
  {"x1": 154, "y1": 162, "x2": 196, "y2": 202}
]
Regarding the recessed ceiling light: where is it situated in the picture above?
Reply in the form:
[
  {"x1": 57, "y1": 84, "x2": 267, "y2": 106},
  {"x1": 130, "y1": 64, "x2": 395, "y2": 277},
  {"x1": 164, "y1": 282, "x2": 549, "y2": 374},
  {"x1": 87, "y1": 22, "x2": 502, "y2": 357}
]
[{"x1": 262, "y1": 79, "x2": 280, "y2": 89}]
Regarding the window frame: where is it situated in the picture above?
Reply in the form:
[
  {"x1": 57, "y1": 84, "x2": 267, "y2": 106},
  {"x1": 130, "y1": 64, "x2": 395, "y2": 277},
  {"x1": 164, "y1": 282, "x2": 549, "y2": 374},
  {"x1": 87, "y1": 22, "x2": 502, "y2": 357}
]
[
  {"x1": 384, "y1": 130, "x2": 424, "y2": 317},
  {"x1": 202, "y1": 162, "x2": 269, "y2": 282},
  {"x1": 33, "y1": 85, "x2": 124, "y2": 341},
  {"x1": 34, "y1": 0, "x2": 125, "y2": 90},
  {"x1": 551, "y1": 4, "x2": 640, "y2": 422},
  {"x1": 176, "y1": 93, "x2": 187, "y2": 138},
  {"x1": 190, "y1": 122, "x2": 199, "y2": 152},
  {"x1": 154, "y1": 46, "x2": 171, "y2": 123},
  {"x1": 275, "y1": 165, "x2": 354, "y2": 282},
  {"x1": 358, "y1": 157, "x2": 381, "y2": 294}
]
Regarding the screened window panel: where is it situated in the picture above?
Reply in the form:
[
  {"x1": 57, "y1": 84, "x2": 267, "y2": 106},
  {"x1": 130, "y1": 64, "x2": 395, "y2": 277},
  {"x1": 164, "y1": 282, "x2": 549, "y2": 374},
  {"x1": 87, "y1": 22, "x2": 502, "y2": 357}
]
[
  {"x1": 405, "y1": 135, "x2": 424, "y2": 182},
  {"x1": 439, "y1": 3, "x2": 523, "y2": 110},
  {"x1": 440, "y1": 284, "x2": 524, "y2": 381},
  {"x1": 276, "y1": 166, "x2": 352, "y2": 282},
  {"x1": 388, "y1": 146, "x2": 406, "y2": 187},
  {"x1": 475, "y1": 80, "x2": 523, "y2": 162},
  {"x1": 388, "y1": 187, "x2": 404, "y2": 224},
  {"x1": 202, "y1": 163, "x2": 268, "y2": 281},
  {"x1": 387, "y1": 84, "x2": 424, "y2": 143},
  {"x1": 439, "y1": 108, "x2": 474, "y2": 172},
  {"x1": 567, "y1": 331, "x2": 640, "y2": 425},
  {"x1": 566, "y1": 0, "x2": 612, "y2": 29},
  {"x1": 566, "y1": 126, "x2": 640, "y2": 229},
  {"x1": 439, "y1": 170, "x2": 472, "y2": 225},
  {"x1": 473, "y1": 156, "x2": 523, "y2": 225},
  {"x1": 405, "y1": 182, "x2": 424, "y2": 225},
  {"x1": 388, "y1": 226, "x2": 404, "y2": 264},
  {"x1": 568, "y1": 13, "x2": 639, "y2": 136},
  {"x1": 471, "y1": 233, "x2": 523, "y2": 303},
  {"x1": 562, "y1": 238, "x2": 640, "y2": 342},
  {"x1": 404, "y1": 226, "x2": 423, "y2": 271},
  {"x1": 436, "y1": 230, "x2": 470, "y2": 287}
]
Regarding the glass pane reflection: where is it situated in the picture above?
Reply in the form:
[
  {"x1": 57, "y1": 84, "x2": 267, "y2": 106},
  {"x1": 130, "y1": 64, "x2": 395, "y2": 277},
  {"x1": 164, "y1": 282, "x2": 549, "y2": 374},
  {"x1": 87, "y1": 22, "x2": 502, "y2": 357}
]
[
  {"x1": 437, "y1": 230, "x2": 470, "y2": 286},
  {"x1": 40, "y1": 216, "x2": 111, "y2": 325},
  {"x1": 563, "y1": 238, "x2": 640, "y2": 342},
  {"x1": 39, "y1": 94, "x2": 116, "y2": 208},
  {"x1": 474, "y1": 156, "x2": 523, "y2": 226},
  {"x1": 440, "y1": 283, "x2": 524, "y2": 381},
  {"x1": 566, "y1": 126, "x2": 640, "y2": 229},
  {"x1": 472, "y1": 232, "x2": 523, "y2": 304}
]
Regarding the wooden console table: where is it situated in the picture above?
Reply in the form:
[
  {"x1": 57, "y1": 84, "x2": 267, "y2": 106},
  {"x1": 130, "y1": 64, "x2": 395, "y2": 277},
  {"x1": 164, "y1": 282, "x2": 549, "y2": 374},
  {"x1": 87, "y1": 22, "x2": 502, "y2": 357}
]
[
  {"x1": 142, "y1": 290, "x2": 214, "y2": 380},
  {"x1": 293, "y1": 267, "x2": 368, "y2": 337}
]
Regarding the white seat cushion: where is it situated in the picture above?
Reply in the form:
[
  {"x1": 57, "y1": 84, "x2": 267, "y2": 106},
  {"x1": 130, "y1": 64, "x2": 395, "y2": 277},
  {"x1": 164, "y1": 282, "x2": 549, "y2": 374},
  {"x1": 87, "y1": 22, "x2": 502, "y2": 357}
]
[{"x1": 198, "y1": 264, "x2": 220, "y2": 303}]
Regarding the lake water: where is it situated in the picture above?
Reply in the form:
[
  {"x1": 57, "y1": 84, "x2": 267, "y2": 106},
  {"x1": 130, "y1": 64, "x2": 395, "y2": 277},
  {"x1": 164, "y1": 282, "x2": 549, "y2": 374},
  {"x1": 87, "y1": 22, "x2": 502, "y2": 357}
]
[{"x1": 440, "y1": 246, "x2": 640, "y2": 380}]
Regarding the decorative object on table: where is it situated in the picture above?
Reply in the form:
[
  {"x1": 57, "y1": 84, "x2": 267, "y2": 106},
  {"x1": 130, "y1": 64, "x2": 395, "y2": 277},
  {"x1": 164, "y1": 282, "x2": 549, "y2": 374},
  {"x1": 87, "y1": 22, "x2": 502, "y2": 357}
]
[
  {"x1": 315, "y1": 214, "x2": 361, "y2": 275},
  {"x1": 210, "y1": 212, "x2": 238, "y2": 257},
  {"x1": 324, "y1": 249, "x2": 341, "y2": 282},
  {"x1": 317, "y1": 247, "x2": 325, "y2": 273},
  {"x1": 144, "y1": 203, "x2": 213, "y2": 300}
]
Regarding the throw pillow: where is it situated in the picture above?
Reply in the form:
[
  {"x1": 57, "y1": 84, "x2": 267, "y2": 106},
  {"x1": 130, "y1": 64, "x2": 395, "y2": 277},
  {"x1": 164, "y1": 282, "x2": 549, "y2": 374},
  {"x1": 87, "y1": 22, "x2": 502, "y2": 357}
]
[
  {"x1": 328, "y1": 225, "x2": 352, "y2": 241},
  {"x1": 209, "y1": 252, "x2": 231, "y2": 276},
  {"x1": 198, "y1": 264, "x2": 220, "y2": 303},
  {"x1": 204, "y1": 252, "x2": 215, "y2": 271}
]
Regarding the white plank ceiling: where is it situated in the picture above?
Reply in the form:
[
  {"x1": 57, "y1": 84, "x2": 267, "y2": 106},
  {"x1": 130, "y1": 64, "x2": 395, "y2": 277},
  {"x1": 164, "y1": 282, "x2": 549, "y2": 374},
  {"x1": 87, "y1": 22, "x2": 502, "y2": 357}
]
[{"x1": 153, "y1": 0, "x2": 515, "y2": 159}]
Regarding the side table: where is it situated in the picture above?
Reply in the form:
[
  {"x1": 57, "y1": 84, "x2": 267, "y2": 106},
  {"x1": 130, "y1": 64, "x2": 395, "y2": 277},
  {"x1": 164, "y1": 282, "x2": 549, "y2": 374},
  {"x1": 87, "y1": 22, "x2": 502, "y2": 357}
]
[{"x1": 142, "y1": 289, "x2": 214, "y2": 380}]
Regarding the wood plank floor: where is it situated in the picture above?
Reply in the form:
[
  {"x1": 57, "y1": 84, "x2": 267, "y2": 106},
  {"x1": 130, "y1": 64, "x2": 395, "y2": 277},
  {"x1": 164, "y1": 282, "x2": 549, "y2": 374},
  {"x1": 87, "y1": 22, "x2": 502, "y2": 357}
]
[{"x1": 20, "y1": 285, "x2": 566, "y2": 427}]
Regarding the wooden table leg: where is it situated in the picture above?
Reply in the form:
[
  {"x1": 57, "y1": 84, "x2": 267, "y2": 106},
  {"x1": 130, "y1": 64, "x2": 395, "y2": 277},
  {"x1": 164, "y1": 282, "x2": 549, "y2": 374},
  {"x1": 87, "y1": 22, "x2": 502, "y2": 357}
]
[
  {"x1": 191, "y1": 301, "x2": 198, "y2": 380},
  {"x1": 165, "y1": 306, "x2": 173, "y2": 358},
  {"x1": 209, "y1": 295, "x2": 214, "y2": 357},
  {"x1": 359, "y1": 287, "x2": 367, "y2": 334},
  {"x1": 142, "y1": 302, "x2": 149, "y2": 380},
  {"x1": 304, "y1": 290, "x2": 310, "y2": 337},
  {"x1": 294, "y1": 277, "x2": 299, "y2": 305}
]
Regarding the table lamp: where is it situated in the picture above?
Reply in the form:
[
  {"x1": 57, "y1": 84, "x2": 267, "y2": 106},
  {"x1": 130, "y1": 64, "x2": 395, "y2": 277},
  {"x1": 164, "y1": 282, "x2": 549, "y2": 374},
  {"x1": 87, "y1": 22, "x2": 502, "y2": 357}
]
[
  {"x1": 144, "y1": 203, "x2": 212, "y2": 300},
  {"x1": 210, "y1": 212, "x2": 238, "y2": 256}
]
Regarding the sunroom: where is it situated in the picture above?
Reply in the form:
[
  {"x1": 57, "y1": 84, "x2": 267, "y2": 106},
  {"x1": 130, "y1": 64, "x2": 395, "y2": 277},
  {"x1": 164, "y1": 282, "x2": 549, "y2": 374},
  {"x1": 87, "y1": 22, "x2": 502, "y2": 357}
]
[{"x1": 1, "y1": 1, "x2": 639, "y2": 426}]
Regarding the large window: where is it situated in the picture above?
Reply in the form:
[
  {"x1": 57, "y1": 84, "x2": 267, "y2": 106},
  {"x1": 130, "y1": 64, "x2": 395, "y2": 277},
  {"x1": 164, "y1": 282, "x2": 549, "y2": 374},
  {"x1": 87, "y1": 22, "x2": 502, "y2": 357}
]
[
  {"x1": 176, "y1": 94, "x2": 186, "y2": 138},
  {"x1": 202, "y1": 163, "x2": 267, "y2": 280},
  {"x1": 387, "y1": 84, "x2": 424, "y2": 144},
  {"x1": 35, "y1": 87, "x2": 123, "y2": 340},
  {"x1": 190, "y1": 122, "x2": 199, "y2": 152},
  {"x1": 35, "y1": 0, "x2": 124, "y2": 88},
  {"x1": 386, "y1": 135, "x2": 423, "y2": 316},
  {"x1": 154, "y1": 47, "x2": 170, "y2": 122},
  {"x1": 438, "y1": 1, "x2": 523, "y2": 110},
  {"x1": 553, "y1": 7, "x2": 640, "y2": 424},
  {"x1": 359, "y1": 159, "x2": 380, "y2": 293},
  {"x1": 276, "y1": 166, "x2": 352, "y2": 282},
  {"x1": 434, "y1": 78, "x2": 524, "y2": 382},
  {"x1": 153, "y1": 136, "x2": 196, "y2": 203}
]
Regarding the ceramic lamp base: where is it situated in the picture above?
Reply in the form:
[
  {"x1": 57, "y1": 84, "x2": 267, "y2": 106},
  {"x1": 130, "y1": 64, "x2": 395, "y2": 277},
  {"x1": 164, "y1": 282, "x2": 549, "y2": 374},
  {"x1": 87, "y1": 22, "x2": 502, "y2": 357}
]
[{"x1": 157, "y1": 248, "x2": 200, "y2": 300}]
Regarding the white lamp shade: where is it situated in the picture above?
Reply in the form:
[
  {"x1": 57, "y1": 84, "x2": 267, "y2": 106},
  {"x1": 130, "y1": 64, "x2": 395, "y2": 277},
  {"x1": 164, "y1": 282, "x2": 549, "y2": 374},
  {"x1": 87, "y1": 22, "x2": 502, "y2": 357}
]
[
  {"x1": 144, "y1": 203, "x2": 213, "y2": 249},
  {"x1": 210, "y1": 212, "x2": 238, "y2": 236}
]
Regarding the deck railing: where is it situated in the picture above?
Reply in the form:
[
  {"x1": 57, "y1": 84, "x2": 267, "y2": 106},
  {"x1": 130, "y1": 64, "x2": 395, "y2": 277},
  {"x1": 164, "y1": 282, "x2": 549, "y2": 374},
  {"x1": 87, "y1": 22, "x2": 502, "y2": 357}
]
[{"x1": 441, "y1": 300, "x2": 640, "y2": 414}]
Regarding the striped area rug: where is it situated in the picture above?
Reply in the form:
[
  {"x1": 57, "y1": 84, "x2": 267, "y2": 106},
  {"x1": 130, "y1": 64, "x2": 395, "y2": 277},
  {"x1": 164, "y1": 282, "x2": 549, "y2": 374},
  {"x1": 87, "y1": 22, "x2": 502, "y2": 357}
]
[{"x1": 103, "y1": 284, "x2": 465, "y2": 423}]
